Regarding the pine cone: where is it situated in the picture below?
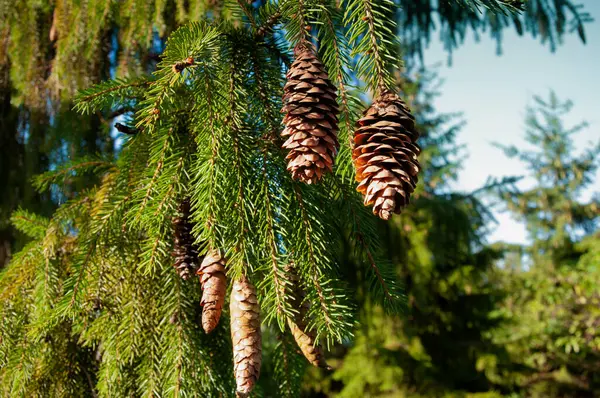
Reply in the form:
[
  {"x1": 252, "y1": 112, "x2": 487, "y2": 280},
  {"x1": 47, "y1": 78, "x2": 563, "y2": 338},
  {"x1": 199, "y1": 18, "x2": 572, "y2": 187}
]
[
  {"x1": 172, "y1": 198, "x2": 200, "y2": 279},
  {"x1": 281, "y1": 42, "x2": 339, "y2": 184},
  {"x1": 230, "y1": 275, "x2": 261, "y2": 397},
  {"x1": 352, "y1": 91, "x2": 421, "y2": 220},
  {"x1": 286, "y1": 265, "x2": 329, "y2": 368},
  {"x1": 197, "y1": 250, "x2": 227, "y2": 333}
]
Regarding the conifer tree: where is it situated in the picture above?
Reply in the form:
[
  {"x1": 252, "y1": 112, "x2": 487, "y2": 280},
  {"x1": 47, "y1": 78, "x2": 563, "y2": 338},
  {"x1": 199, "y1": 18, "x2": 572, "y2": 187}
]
[
  {"x1": 0, "y1": 2, "x2": 593, "y2": 397},
  {"x1": 2, "y1": 2, "x2": 409, "y2": 395},
  {"x1": 490, "y1": 92, "x2": 600, "y2": 397},
  {"x1": 495, "y1": 91, "x2": 600, "y2": 263},
  {"x1": 0, "y1": 0, "x2": 590, "y2": 269}
]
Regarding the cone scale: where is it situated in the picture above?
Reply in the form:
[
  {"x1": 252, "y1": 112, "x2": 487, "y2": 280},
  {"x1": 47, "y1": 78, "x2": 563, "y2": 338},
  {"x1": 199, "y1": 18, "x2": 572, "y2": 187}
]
[{"x1": 352, "y1": 91, "x2": 421, "y2": 220}]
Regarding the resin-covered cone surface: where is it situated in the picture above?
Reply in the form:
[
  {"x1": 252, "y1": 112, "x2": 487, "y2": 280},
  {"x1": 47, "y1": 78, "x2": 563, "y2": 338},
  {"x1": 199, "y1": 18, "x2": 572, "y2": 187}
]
[
  {"x1": 230, "y1": 275, "x2": 261, "y2": 397},
  {"x1": 172, "y1": 198, "x2": 200, "y2": 279},
  {"x1": 281, "y1": 42, "x2": 339, "y2": 184},
  {"x1": 197, "y1": 250, "x2": 227, "y2": 333},
  {"x1": 352, "y1": 91, "x2": 421, "y2": 220}
]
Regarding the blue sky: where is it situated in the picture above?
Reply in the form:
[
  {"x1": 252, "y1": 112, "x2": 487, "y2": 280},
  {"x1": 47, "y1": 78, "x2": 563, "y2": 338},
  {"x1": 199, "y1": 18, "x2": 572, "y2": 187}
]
[{"x1": 422, "y1": 0, "x2": 600, "y2": 244}]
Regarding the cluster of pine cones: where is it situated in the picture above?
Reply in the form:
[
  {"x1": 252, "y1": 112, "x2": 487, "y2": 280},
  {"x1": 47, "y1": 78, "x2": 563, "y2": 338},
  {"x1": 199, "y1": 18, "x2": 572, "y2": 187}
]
[
  {"x1": 172, "y1": 199, "x2": 327, "y2": 397},
  {"x1": 170, "y1": 40, "x2": 420, "y2": 397},
  {"x1": 282, "y1": 42, "x2": 420, "y2": 219}
]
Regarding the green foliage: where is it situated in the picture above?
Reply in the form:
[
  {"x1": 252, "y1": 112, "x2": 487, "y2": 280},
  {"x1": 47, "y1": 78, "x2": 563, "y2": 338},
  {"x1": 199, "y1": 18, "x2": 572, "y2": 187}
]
[
  {"x1": 0, "y1": 10, "x2": 401, "y2": 395},
  {"x1": 305, "y1": 69, "x2": 509, "y2": 397},
  {"x1": 0, "y1": 0, "x2": 590, "y2": 274},
  {"x1": 494, "y1": 91, "x2": 600, "y2": 257},
  {"x1": 491, "y1": 254, "x2": 600, "y2": 396},
  {"x1": 305, "y1": 87, "x2": 599, "y2": 398},
  {"x1": 32, "y1": 157, "x2": 117, "y2": 194},
  {"x1": 345, "y1": 0, "x2": 400, "y2": 93},
  {"x1": 73, "y1": 78, "x2": 151, "y2": 116},
  {"x1": 0, "y1": 0, "x2": 589, "y2": 107},
  {"x1": 487, "y1": 92, "x2": 600, "y2": 397},
  {"x1": 10, "y1": 210, "x2": 50, "y2": 239},
  {"x1": 0, "y1": 0, "x2": 596, "y2": 397}
]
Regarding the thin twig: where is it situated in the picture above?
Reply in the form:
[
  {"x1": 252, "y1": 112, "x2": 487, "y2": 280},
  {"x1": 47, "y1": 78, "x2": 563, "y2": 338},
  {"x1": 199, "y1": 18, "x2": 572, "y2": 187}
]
[
  {"x1": 333, "y1": 178, "x2": 393, "y2": 301},
  {"x1": 363, "y1": 0, "x2": 387, "y2": 94},
  {"x1": 79, "y1": 81, "x2": 149, "y2": 103},
  {"x1": 251, "y1": 52, "x2": 288, "y2": 319},
  {"x1": 236, "y1": 0, "x2": 257, "y2": 29},
  {"x1": 293, "y1": 185, "x2": 334, "y2": 329}
]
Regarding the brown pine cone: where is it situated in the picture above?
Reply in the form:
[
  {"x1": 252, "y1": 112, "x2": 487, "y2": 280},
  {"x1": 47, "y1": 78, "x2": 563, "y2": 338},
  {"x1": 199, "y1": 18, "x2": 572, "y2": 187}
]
[
  {"x1": 197, "y1": 250, "x2": 227, "y2": 333},
  {"x1": 352, "y1": 91, "x2": 421, "y2": 220},
  {"x1": 281, "y1": 42, "x2": 339, "y2": 184},
  {"x1": 230, "y1": 275, "x2": 261, "y2": 397},
  {"x1": 286, "y1": 265, "x2": 329, "y2": 368},
  {"x1": 172, "y1": 198, "x2": 200, "y2": 279}
]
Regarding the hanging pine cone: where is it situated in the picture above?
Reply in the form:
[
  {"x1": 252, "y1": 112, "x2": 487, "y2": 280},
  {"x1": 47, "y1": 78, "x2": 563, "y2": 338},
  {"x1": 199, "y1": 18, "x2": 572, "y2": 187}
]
[
  {"x1": 230, "y1": 275, "x2": 261, "y2": 397},
  {"x1": 281, "y1": 42, "x2": 339, "y2": 184},
  {"x1": 352, "y1": 91, "x2": 421, "y2": 220},
  {"x1": 286, "y1": 264, "x2": 329, "y2": 368},
  {"x1": 197, "y1": 250, "x2": 227, "y2": 334},
  {"x1": 172, "y1": 198, "x2": 200, "y2": 279}
]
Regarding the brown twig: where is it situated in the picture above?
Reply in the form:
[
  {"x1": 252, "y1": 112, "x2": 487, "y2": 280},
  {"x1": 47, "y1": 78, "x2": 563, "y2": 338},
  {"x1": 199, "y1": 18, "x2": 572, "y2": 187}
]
[
  {"x1": 236, "y1": 0, "x2": 257, "y2": 29},
  {"x1": 114, "y1": 122, "x2": 137, "y2": 135},
  {"x1": 256, "y1": 10, "x2": 282, "y2": 37}
]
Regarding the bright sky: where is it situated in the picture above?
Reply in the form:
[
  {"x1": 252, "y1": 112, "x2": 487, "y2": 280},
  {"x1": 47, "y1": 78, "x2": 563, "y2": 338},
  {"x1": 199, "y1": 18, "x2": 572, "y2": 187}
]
[{"x1": 422, "y1": 0, "x2": 600, "y2": 244}]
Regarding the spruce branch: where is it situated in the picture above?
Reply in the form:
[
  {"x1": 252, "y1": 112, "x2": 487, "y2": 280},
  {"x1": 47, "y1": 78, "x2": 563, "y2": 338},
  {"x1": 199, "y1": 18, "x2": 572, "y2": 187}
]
[
  {"x1": 56, "y1": 180, "x2": 128, "y2": 316},
  {"x1": 457, "y1": 0, "x2": 525, "y2": 13},
  {"x1": 296, "y1": 0, "x2": 310, "y2": 42},
  {"x1": 235, "y1": 0, "x2": 258, "y2": 29},
  {"x1": 250, "y1": 49, "x2": 292, "y2": 328},
  {"x1": 136, "y1": 22, "x2": 221, "y2": 134},
  {"x1": 330, "y1": 177, "x2": 403, "y2": 309},
  {"x1": 188, "y1": 60, "x2": 229, "y2": 261},
  {"x1": 0, "y1": 242, "x2": 42, "y2": 301},
  {"x1": 10, "y1": 210, "x2": 50, "y2": 239},
  {"x1": 363, "y1": 1, "x2": 386, "y2": 92},
  {"x1": 282, "y1": 0, "x2": 311, "y2": 45},
  {"x1": 133, "y1": 127, "x2": 175, "y2": 225},
  {"x1": 345, "y1": 0, "x2": 398, "y2": 93},
  {"x1": 353, "y1": 217, "x2": 392, "y2": 301},
  {"x1": 33, "y1": 158, "x2": 116, "y2": 193},
  {"x1": 66, "y1": 239, "x2": 97, "y2": 311},
  {"x1": 171, "y1": 277, "x2": 185, "y2": 397},
  {"x1": 199, "y1": 63, "x2": 221, "y2": 247},
  {"x1": 73, "y1": 79, "x2": 150, "y2": 115},
  {"x1": 314, "y1": 1, "x2": 359, "y2": 151},
  {"x1": 292, "y1": 185, "x2": 334, "y2": 332},
  {"x1": 227, "y1": 54, "x2": 250, "y2": 277},
  {"x1": 154, "y1": 157, "x2": 185, "y2": 218}
]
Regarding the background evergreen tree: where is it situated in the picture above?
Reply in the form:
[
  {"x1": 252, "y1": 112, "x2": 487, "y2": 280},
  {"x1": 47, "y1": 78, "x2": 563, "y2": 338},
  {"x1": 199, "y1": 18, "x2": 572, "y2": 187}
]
[
  {"x1": 488, "y1": 92, "x2": 600, "y2": 397},
  {"x1": 495, "y1": 91, "x2": 599, "y2": 263}
]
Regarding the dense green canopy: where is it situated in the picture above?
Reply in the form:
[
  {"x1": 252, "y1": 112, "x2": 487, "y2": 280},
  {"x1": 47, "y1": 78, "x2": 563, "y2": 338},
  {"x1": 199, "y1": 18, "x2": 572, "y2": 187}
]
[{"x1": 0, "y1": 0, "x2": 597, "y2": 397}]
